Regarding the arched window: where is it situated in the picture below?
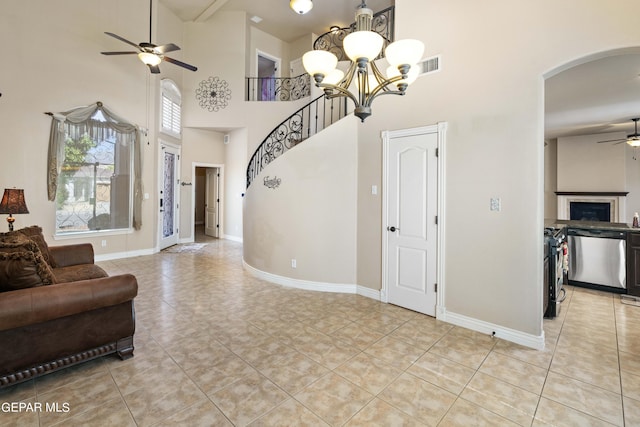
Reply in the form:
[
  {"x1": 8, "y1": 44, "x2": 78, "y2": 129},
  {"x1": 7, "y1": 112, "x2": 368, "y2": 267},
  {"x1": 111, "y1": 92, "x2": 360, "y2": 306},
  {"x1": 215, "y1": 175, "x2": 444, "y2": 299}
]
[{"x1": 161, "y1": 79, "x2": 182, "y2": 138}]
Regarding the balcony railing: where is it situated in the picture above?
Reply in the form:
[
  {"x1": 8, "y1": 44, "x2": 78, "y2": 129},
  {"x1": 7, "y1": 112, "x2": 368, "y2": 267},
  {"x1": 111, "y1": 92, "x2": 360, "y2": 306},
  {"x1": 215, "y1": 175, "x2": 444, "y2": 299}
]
[
  {"x1": 313, "y1": 6, "x2": 395, "y2": 61},
  {"x1": 246, "y1": 94, "x2": 348, "y2": 188},
  {"x1": 246, "y1": 74, "x2": 311, "y2": 102}
]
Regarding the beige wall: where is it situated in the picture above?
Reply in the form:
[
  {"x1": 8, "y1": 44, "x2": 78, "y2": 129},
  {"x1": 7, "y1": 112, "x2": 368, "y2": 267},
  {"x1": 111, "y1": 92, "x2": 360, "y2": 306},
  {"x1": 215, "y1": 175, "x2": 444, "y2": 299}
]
[
  {"x1": 244, "y1": 116, "x2": 358, "y2": 283},
  {"x1": 179, "y1": 128, "x2": 226, "y2": 240},
  {"x1": 556, "y1": 131, "x2": 640, "y2": 221},
  {"x1": 557, "y1": 133, "x2": 627, "y2": 192},
  {"x1": 544, "y1": 139, "x2": 558, "y2": 219},
  {"x1": 353, "y1": 0, "x2": 640, "y2": 338},
  {"x1": 0, "y1": 0, "x2": 180, "y2": 257}
]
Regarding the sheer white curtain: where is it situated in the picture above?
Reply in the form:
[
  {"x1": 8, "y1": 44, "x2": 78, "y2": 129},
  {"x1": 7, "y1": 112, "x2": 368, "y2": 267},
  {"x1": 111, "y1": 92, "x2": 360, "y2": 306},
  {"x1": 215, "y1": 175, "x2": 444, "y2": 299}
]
[{"x1": 47, "y1": 102, "x2": 143, "y2": 230}]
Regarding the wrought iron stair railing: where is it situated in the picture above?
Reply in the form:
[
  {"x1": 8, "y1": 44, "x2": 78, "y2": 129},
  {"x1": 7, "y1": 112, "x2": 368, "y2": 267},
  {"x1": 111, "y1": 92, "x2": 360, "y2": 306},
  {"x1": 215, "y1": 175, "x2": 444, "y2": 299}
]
[
  {"x1": 313, "y1": 6, "x2": 394, "y2": 61},
  {"x1": 246, "y1": 94, "x2": 348, "y2": 188},
  {"x1": 246, "y1": 74, "x2": 311, "y2": 102}
]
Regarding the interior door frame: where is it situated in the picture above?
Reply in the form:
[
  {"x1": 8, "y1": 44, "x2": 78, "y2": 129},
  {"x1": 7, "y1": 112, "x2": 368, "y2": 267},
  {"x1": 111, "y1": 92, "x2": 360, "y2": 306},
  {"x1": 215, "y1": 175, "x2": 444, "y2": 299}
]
[
  {"x1": 190, "y1": 162, "x2": 224, "y2": 241},
  {"x1": 158, "y1": 140, "x2": 181, "y2": 250},
  {"x1": 381, "y1": 122, "x2": 447, "y2": 319}
]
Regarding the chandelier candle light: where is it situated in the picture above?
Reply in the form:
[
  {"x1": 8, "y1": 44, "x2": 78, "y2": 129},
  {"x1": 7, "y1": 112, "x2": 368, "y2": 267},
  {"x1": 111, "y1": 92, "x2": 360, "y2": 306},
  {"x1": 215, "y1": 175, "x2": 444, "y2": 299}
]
[{"x1": 302, "y1": 2, "x2": 424, "y2": 122}]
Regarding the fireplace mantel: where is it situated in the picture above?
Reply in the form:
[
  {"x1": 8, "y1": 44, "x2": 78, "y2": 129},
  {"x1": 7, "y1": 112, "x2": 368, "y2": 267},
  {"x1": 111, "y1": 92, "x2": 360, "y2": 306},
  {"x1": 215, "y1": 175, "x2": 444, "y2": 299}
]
[
  {"x1": 556, "y1": 192, "x2": 627, "y2": 222},
  {"x1": 555, "y1": 191, "x2": 629, "y2": 196}
]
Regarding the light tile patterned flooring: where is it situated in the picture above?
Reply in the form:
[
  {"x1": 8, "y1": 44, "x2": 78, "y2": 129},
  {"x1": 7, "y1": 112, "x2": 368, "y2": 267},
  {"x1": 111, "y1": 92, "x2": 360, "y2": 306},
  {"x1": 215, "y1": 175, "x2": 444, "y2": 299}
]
[{"x1": 1, "y1": 235, "x2": 640, "y2": 426}]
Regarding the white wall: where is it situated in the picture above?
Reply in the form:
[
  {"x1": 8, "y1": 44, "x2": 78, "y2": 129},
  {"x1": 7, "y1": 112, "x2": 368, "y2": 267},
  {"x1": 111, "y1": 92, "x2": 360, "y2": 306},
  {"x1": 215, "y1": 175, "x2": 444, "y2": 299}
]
[
  {"x1": 244, "y1": 116, "x2": 359, "y2": 283},
  {"x1": 224, "y1": 129, "x2": 248, "y2": 241}
]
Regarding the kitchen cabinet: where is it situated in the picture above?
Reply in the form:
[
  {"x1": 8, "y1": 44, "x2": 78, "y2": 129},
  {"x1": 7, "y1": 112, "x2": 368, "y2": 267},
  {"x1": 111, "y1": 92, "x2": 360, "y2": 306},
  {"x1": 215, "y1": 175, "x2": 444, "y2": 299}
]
[{"x1": 626, "y1": 233, "x2": 640, "y2": 297}]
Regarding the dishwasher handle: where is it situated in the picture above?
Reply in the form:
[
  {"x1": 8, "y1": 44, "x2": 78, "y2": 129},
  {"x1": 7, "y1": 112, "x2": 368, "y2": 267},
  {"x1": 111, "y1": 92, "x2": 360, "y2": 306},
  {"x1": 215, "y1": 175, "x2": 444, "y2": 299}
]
[{"x1": 567, "y1": 228, "x2": 626, "y2": 239}]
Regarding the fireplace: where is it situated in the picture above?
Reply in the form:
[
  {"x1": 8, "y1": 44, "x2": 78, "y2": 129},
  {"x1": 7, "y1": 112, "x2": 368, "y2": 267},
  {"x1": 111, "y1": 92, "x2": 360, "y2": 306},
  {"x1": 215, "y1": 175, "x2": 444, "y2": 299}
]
[
  {"x1": 569, "y1": 201, "x2": 611, "y2": 222},
  {"x1": 556, "y1": 192, "x2": 628, "y2": 223}
]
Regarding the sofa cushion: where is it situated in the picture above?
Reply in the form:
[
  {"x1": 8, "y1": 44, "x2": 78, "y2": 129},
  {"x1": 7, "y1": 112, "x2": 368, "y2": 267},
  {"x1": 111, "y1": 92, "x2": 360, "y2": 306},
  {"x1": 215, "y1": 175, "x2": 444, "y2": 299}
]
[
  {"x1": 0, "y1": 226, "x2": 55, "y2": 267},
  {"x1": 0, "y1": 251, "x2": 56, "y2": 292},
  {"x1": 0, "y1": 234, "x2": 57, "y2": 292},
  {"x1": 53, "y1": 264, "x2": 108, "y2": 284}
]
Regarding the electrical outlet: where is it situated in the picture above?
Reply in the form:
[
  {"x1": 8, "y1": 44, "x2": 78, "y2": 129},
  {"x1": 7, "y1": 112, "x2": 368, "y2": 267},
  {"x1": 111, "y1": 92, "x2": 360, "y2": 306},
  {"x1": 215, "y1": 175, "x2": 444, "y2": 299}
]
[
  {"x1": 490, "y1": 197, "x2": 501, "y2": 212},
  {"x1": 101, "y1": 239, "x2": 107, "y2": 247},
  {"x1": 291, "y1": 259, "x2": 297, "y2": 268}
]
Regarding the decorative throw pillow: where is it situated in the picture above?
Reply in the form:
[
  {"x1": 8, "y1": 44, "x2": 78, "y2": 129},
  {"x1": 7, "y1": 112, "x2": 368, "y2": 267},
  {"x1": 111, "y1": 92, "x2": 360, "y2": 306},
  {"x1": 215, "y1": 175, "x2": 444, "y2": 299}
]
[
  {"x1": 0, "y1": 225, "x2": 56, "y2": 267},
  {"x1": 0, "y1": 251, "x2": 56, "y2": 292},
  {"x1": 0, "y1": 234, "x2": 57, "y2": 292}
]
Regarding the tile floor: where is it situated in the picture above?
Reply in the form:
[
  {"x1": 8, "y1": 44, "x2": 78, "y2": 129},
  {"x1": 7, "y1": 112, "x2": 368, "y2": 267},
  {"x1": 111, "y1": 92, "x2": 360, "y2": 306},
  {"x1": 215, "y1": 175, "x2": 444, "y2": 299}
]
[{"x1": 1, "y1": 233, "x2": 639, "y2": 426}]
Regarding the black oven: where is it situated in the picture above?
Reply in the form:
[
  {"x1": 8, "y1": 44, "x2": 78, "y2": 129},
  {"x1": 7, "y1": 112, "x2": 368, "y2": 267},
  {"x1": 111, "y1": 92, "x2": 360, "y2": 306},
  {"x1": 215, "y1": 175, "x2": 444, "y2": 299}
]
[{"x1": 545, "y1": 228, "x2": 567, "y2": 318}]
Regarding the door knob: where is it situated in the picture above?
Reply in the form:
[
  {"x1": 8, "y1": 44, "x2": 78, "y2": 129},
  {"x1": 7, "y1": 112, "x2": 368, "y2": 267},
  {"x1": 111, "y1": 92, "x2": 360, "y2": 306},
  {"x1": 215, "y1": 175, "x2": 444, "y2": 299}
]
[{"x1": 387, "y1": 226, "x2": 399, "y2": 232}]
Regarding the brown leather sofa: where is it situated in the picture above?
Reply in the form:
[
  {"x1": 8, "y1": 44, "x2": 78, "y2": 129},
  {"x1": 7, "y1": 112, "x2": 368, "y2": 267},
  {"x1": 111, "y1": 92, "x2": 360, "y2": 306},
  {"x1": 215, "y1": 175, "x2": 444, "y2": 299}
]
[{"x1": 0, "y1": 227, "x2": 137, "y2": 388}]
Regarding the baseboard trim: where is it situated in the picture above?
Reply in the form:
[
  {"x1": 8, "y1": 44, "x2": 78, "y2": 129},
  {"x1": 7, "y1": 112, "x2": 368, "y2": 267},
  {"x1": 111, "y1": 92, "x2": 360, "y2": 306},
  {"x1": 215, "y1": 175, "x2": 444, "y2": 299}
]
[
  {"x1": 440, "y1": 309, "x2": 545, "y2": 350},
  {"x1": 243, "y1": 261, "x2": 380, "y2": 301},
  {"x1": 224, "y1": 234, "x2": 243, "y2": 243},
  {"x1": 95, "y1": 248, "x2": 155, "y2": 262}
]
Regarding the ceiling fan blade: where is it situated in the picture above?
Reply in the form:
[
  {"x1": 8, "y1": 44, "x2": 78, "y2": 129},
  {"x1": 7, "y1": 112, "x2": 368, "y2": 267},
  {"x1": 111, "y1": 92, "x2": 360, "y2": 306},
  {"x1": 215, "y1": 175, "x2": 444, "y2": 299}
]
[
  {"x1": 101, "y1": 51, "x2": 138, "y2": 55},
  {"x1": 147, "y1": 64, "x2": 161, "y2": 74},
  {"x1": 163, "y1": 56, "x2": 198, "y2": 72},
  {"x1": 154, "y1": 43, "x2": 180, "y2": 54},
  {"x1": 597, "y1": 138, "x2": 626, "y2": 144},
  {"x1": 104, "y1": 32, "x2": 141, "y2": 50}
]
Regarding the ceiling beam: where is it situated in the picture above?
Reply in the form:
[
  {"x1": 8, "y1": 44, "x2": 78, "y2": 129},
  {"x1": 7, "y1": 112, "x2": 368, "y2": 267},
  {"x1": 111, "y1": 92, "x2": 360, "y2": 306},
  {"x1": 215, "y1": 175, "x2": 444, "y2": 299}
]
[{"x1": 194, "y1": 0, "x2": 230, "y2": 23}]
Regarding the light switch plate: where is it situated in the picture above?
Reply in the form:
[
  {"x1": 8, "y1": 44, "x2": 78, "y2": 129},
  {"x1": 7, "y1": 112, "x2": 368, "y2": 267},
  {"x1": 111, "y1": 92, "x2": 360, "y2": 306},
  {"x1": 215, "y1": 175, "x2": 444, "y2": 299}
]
[{"x1": 490, "y1": 197, "x2": 501, "y2": 211}]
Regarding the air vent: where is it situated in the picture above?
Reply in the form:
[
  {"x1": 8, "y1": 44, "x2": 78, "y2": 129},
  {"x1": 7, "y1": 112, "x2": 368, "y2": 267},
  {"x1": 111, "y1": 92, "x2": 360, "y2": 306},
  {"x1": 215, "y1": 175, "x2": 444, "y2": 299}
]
[{"x1": 418, "y1": 55, "x2": 441, "y2": 76}]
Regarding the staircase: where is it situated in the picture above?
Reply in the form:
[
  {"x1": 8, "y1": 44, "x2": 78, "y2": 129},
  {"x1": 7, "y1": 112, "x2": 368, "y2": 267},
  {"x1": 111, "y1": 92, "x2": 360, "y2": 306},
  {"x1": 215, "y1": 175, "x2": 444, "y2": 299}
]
[
  {"x1": 245, "y1": 6, "x2": 395, "y2": 189},
  {"x1": 246, "y1": 94, "x2": 348, "y2": 188}
]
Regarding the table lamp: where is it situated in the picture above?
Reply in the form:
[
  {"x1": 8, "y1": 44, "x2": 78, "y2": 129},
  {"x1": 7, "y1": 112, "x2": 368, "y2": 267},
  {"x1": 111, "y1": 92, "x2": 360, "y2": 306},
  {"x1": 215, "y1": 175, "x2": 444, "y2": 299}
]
[{"x1": 0, "y1": 188, "x2": 29, "y2": 231}]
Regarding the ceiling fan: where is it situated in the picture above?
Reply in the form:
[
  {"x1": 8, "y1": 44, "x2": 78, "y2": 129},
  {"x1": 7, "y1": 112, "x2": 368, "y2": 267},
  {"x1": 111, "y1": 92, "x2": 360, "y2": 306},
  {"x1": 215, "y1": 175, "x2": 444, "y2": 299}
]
[
  {"x1": 101, "y1": 0, "x2": 197, "y2": 74},
  {"x1": 597, "y1": 118, "x2": 640, "y2": 147}
]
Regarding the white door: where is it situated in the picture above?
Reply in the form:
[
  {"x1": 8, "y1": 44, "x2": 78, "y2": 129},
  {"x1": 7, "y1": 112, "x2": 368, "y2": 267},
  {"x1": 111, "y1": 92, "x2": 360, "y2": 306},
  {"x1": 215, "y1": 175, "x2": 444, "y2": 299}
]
[
  {"x1": 159, "y1": 144, "x2": 180, "y2": 249},
  {"x1": 290, "y1": 58, "x2": 304, "y2": 77},
  {"x1": 205, "y1": 168, "x2": 219, "y2": 237},
  {"x1": 384, "y1": 129, "x2": 439, "y2": 316}
]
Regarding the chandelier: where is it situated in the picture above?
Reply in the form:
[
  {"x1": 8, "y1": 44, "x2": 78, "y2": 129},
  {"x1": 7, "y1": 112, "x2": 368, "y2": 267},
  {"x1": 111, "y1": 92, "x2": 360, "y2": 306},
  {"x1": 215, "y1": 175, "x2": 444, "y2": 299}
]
[
  {"x1": 290, "y1": 0, "x2": 313, "y2": 15},
  {"x1": 302, "y1": 2, "x2": 424, "y2": 122}
]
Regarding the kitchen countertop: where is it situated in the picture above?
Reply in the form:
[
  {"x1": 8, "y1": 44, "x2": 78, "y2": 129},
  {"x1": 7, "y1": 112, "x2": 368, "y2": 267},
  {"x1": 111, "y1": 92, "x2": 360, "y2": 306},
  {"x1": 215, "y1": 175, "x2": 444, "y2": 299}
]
[{"x1": 545, "y1": 219, "x2": 640, "y2": 232}]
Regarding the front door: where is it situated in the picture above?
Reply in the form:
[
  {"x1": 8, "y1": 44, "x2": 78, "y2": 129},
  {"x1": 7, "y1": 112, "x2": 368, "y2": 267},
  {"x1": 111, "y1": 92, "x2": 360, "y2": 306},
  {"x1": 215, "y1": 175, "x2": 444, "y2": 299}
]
[
  {"x1": 159, "y1": 144, "x2": 180, "y2": 250},
  {"x1": 383, "y1": 127, "x2": 439, "y2": 316}
]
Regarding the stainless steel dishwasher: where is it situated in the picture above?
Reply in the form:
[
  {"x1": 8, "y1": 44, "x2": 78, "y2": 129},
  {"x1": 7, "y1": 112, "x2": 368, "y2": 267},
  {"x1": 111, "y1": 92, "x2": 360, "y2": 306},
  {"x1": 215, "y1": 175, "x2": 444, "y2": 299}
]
[{"x1": 568, "y1": 228, "x2": 626, "y2": 289}]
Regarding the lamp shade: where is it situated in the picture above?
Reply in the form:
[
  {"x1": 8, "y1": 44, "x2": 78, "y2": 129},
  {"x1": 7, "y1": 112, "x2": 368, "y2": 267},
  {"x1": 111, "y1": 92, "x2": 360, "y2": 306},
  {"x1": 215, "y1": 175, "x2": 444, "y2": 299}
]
[
  {"x1": 343, "y1": 31, "x2": 384, "y2": 62},
  {"x1": 323, "y1": 68, "x2": 345, "y2": 85},
  {"x1": 303, "y1": 50, "x2": 338, "y2": 77},
  {"x1": 0, "y1": 189, "x2": 29, "y2": 214},
  {"x1": 290, "y1": 0, "x2": 313, "y2": 14},
  {"x1": 138, "y1": 52, "x2": 162, "y2": 66},
  {"x1": 385, "y1": 39, "x2": 425, "y2": 67}
]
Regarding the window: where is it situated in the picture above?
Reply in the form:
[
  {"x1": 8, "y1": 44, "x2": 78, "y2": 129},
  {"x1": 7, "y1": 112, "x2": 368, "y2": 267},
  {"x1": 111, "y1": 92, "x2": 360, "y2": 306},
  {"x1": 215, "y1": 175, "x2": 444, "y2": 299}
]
[
  {"x1": 48, "y1": 103, "x2": 140, "y2": 234},
  {"x1": 55, "y1": 111, "x2": 132, "y2": 233},
  {"x1": 161, "y1": 79, "x2": 181, "y2": 138}
]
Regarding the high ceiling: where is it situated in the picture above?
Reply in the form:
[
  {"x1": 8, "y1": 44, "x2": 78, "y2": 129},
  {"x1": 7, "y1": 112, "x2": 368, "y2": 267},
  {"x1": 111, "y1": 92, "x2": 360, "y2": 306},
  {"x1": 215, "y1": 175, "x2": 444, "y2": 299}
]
[
  {"x1": 160, "y1": 1, "x2": 640, "y2": 140},
  {"x1": 160, "y1": 0, "x2": 393, "y2": 42},
  {"x1": 545, "y1": 51, "x2": 640, "y2": 140}
]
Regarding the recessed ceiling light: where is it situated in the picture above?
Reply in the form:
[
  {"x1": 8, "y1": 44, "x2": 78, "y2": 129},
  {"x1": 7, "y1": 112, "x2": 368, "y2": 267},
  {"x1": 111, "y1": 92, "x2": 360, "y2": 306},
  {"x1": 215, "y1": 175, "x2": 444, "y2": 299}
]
[{"x1": 250, "y1": 15, "x2": 262, "y2": 23}]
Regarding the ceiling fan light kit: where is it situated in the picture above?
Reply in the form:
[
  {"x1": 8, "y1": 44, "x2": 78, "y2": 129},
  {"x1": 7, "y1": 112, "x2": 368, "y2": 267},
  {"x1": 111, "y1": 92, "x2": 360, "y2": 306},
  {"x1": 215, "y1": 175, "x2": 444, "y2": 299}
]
[
  {"x1": 302, "y1": 1, "x2": 424, "y2": 122},
  {"x1": 290, "y1": 0, "x2": 313, "y2": 15},
  {"x1": 101, "y1": 0, "x2": 197, "y2": 74},
  {"x1": 597, "y1": 118, "x2": 640, "y2": 146}
]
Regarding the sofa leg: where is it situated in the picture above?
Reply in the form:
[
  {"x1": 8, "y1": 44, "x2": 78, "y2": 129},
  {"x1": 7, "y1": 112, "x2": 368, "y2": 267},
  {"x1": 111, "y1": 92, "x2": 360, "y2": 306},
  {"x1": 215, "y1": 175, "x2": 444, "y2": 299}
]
[{"x1": 116, "y1": 336, "x2": 134, "y2": 360}]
